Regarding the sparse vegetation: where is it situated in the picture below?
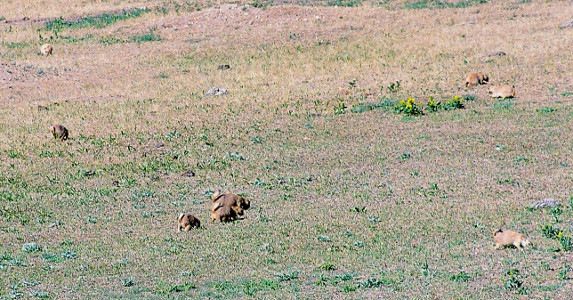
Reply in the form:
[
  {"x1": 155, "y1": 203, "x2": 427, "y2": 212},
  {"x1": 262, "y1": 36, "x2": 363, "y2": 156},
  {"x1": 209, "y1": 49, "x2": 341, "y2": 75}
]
[
  {"x1": 1, "y1": 0, "x2": 572, "y2": 298},
  {"x1": 45, "y1": 8, "x2": 150, "y2": 31}
]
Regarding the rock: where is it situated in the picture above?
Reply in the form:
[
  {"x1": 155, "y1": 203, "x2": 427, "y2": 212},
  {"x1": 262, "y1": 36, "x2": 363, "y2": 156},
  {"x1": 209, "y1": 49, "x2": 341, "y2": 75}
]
[
  {"x1": 206, "y1": 87, "x2": 229, "y2": 96},
  {"x1": 559, "y1": 20, "x2": 573, "y2": 29},
  {"x1": 217, "y1": 64, "x2": 230, "y2": 70},
  {"x1": 529, "y1": 198, "x2": 560, "y2": 209},
  {"x1": 489, "y1": 51, "x2": 507, "y2": 57}
]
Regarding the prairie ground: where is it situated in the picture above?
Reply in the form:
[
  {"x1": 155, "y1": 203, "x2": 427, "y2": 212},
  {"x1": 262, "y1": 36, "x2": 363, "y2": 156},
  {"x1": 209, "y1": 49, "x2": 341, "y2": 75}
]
[{"x1": 1, "y1": 0, "x2": 573, "y2": 298}]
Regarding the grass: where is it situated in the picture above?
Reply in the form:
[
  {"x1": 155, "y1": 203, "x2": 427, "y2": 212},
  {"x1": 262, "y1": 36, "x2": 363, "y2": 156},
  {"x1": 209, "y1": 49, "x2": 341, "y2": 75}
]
[
  {"x1": 44, "y1": 8, "x2": 150, "y2": 31},
  {"x1": 1, "y1": 0, "x2": 573, "y2": 298},
  {"x1": 404, "y1": 0, "x2": 489, "y2": 9}
]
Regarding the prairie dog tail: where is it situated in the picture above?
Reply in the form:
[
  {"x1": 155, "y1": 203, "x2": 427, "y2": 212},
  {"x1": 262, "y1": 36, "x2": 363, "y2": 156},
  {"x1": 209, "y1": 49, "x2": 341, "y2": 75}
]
[
  {"x1": 178, "y1": 213, "x2": 184, "y2": 222},
  {"x1": 493, "y1": 229, "x2": 503, "y2": 236}
]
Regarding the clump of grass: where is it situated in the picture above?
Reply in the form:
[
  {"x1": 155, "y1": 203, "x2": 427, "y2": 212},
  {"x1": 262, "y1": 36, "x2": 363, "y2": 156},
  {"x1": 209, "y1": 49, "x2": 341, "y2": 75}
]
[
  {"x1": 327, "y1": 0, "x2": 364, "y2": 7},
  {"x1": 45, "y1": 8, "x2": 150, "y2": 31},
  {"x1": 122, "y1": 277, "x2": 135, "y2": 287},
  {"x1": 22, "y1": 243, "x2": 42, "y2": 253},
  {"x1": 539, "y1": 223, "x2": 572, "y2": 252},
  {"x1": 537, "y1": 106, "x2": 557, "y2": 113},
  {"x1": 461, "y1": 94, "x2": 476, "y2": 101},
  {"x1": 358, "y1": 277, "x2": 396, "y2": 288},
  {"x1": 129, "y1": 30, "x2": 161, "y2": 43},
  {"x1": 155, "y1": 282, "x2": 196, "y2": 294},
  {"x1": 386, "y1": 81, "x2": 401, "y2": 93},
  {"x1": 449, "y1": 271, "x2": 471, "y2": 282},
  {"x1": 559, "y1": 264, "x2": 571, "y2": 280},
  {"x1": 333, "y1": 101, "x2": 347, "y2": 115},
  {"x1": 275, "y1": 270, "x2": 299, "y2": 282},
  {"x1": 494, "y1": 99, "x2": 512, "y2": 110},
  {"x1": 557, "y1": 233, "x2": 573, "y2": 252},
  {"x1": 502, "y1": 269, "x2": 527, "y2": 294},
  {"x1": 351, "y1": 98, "x2": 395, "y2": 113},
  {"x1": 405, "y1": 0, "x2": 489, "y2": 10},
  {"x1": 320, "y1": 263, "x2": 337, "y2": 271},
  {"x1": 540, "y1": 223, "x2": 561, "y2": 239}
]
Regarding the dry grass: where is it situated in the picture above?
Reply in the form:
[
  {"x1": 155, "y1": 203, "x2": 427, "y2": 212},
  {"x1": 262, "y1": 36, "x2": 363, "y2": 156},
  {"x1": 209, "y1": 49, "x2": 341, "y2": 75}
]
[{"x1": 2, "y1": 0, "x2": 573, "y2": 298}]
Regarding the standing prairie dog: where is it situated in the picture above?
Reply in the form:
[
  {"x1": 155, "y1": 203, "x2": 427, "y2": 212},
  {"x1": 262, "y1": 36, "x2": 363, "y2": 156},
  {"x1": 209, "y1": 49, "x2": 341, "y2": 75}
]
[
  {"x1": 177, "y1": 213, "x2": 201, "y2": 232},
  {"x1": 40, "y1": 44, "x2": 53, "y2": 56},
  {"x1": 50, "y1": 124, "x2": 69, "y2": 141},
  {"x1": 493, "y1": 229, "x2": 531, "y2": 250},
  {"x1": 465, "y1": 73, "x2": 489, "y2": 87}
]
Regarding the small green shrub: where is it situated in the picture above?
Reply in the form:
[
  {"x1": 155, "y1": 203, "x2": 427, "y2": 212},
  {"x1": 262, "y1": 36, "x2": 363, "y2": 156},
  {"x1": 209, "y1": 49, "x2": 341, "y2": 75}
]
[
  {"x1": 450, "y1": 271, "x2": 471, "y2": 282},
  {"x1": 559, "y1": 265, "x2": 570, "y2": 280},
  {"x1": 462, "y1": 94, "x2": 476, "y2": 101},
  {"x1": 320, "y1": 263, "x2": 337, "y2": 271},
  {"x1": 275, "y1": 270, "x2": 299, "y2": 282},
  {"x1": 443, "y1": 95, "x2": 464, "y2": 110},
  {"x1": 557, "y1": 233, "x2": 572, "y2": 252},
  {"x1": 426, "y1": 96, "x2": 442, "y2": 112},
  {"x1": 358, "y1": 277, "x2": 395, "y2": 288},
  {"x1": 334, "y1": 101, "x2": 347, "y2": 115},
  {"x1": 540, "y1": 223, "x2": 561, "y2": 239},
  {"x1": 394, "y1": 98, "x2": 423, "y2": 116},
  {"x1": 502, "y1": 269, "x2": 525, "y2": 293},
  {"x1": 122, "y1": 277, "x2": 135, "y2": 287},
  {"x1": 386, "y1": 81, "x2": 401, "y2": 93}
]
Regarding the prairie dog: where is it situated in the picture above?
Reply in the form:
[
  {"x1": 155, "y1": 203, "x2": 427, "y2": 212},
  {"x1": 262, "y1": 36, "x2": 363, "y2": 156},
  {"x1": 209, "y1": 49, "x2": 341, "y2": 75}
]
[
  {"x1": 50, "y1": 124, "x2": 69, "y2": 141},
  {"x1": 488, "y1": 85, "x2": 515, "y2": 99},
  {"x1": 493, "y1": 229, "x2": 531, "y2": 250},
  {"x1": 210, "y1": 192, "x2": 251, "y2": 222},
  {"x1": 177, "y1": 213, "x2": 201, "y2": 232},
  {"x1": 465, "y1": 73, "x2": 489, "y2": 87},
  {"x1": 40, "y1": 44, "x2": 53, "y2": 56}
]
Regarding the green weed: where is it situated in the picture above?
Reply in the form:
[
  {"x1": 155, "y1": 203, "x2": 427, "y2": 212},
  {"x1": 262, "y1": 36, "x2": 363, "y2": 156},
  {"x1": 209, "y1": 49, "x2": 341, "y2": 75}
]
[
  {"x1": 394, "y1": 98, "x2": 423, "y2": 116},
  {"x1": 449, "y1": 271, "x2": 471, "y2": 282}
]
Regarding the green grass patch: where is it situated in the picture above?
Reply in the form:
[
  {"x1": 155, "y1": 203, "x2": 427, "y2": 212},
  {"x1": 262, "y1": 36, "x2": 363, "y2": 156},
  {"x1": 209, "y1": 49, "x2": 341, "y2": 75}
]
[
  {"x1": 129, "y1": 31, "x2": 162, "y2": 43},
  {"x1": 351, "y1": 98, "x2": 395, "y2": 113},
  {"x1": 45, "y1": 8, "x2": 150, "y2": 31},
  {"x1": 405, "y1": 0, "x2": 489, "y2": 9},
  {"x1": 327, "y1": 0, "x2": 364, "y2": 6}
]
